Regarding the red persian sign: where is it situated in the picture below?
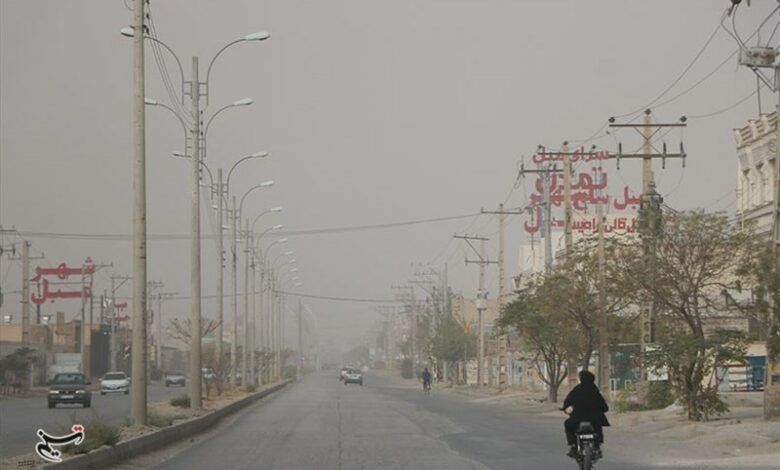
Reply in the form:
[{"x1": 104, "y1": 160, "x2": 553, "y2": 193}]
[{"x1": 31, "y1": 259, "x2": 94, "y2": 305}]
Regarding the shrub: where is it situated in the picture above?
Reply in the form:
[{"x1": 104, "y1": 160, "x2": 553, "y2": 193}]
[
  {"x1": 245, "y1": 383, "x2": 257, "y2": 393},
  {"x1": 282, "y1": 365, "x2": 297, "y2": 379},
  {"x1": 147, "y1": 411, "x2": 180, "y2": 428},
  {"x1": 170, "y1": 394, "x2": 191, "y2": 408},
  {"x1": 400, "y1": 359, "x2": 413, "y2": 379},
  {"x1": 62, "y1": 415, "x2": 121, "y2": 454},
  {"x1": 613, "y1": 381, "x2": 675, "y2": 413}
]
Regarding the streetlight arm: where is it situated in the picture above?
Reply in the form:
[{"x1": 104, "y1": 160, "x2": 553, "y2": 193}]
[
  {"x1": 173, "y1": 153, "x2": 214, "y2": 189},
  {"x1": 227, "y1": 155, "x2": 261, "y2": 188},
  {"x1": 149, "y1": 101, "x2": 189, "y2": 155},
  {"x1": 204, "y1": 103, "x2": 233, "y2": 143},
  {"x1": 147, "y1": 36, "x2": 186, "y2": 103},
  {"x1": 238, "y1": 183, "x2": 273, "y2": 218}
]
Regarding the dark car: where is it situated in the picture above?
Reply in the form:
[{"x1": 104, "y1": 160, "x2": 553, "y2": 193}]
[
  {"x1": 164, "y1": 370, "x2": 186, "y2": 387},
  {"x1": 48, "y1": 373, "x2": 92, "y2": 408}
]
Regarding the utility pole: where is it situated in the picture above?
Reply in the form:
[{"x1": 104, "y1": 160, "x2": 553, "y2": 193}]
[
  {"x1": 130, "y1": 0, "x2": 148, "y2": 426},
  {"x1": 597, "y1": 187, "x2": 609, "y2": 395},
  {"x1": 609, "y1": 110, "x2": 685, "y2": 381},
  {"x1": 110, "y1": 275, "x2": 131, "y2": 372},
  {"x1": 518, "y1": 164, "x2": 563, "y2": 269},
  {"x1": 81, "y1": 261, "x2": 111, "y2": 379},
  {"x1": 243, "y1": 219, "x2": 250, "y2": 388},
  {"x1": 455, "y1": 234, "x2": 496, "y2": 386},
  {"x1": 189, "y1": 55, "x2": 203, "y2": 410},
  {"x1": 216, "y1": 168, "x2": 224, "y2": 368},
  {"x1": 297, "y1": 298, "x2": 303, "y2": 380},
  {"x1": 21, "y1": 241, "x2": 30, "y2": 347},
  {"x1": 480, "y1": 205, "x2": 523, "y2": 390},
  {"x1": 156, "y1": 292, "x2": 177, "y2": 372},
  {"x1": 250, "y1": 242, "x2": 257, "y2": 386},
  {"x1": 392, "y1": 285, "x2": 417, "y2": 377},
  {"x1": 231, "y1": 196, "x2": 238, "y2": 386}
]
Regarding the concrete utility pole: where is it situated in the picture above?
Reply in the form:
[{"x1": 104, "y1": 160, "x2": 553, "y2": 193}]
[
  {"x1": 481, "y1": 205, "x2": 524, "y2": 390},
  {"x1": 130, "y1": 0, "x2": 148, "y2": 426},
  {"x1": 250, "y1": 243, "x2": 257, "y2": 386},
  {"x1": 189, "y1": 55, "x2": 203, "y2": 410},
  {"x1": 297, "y1": 298, "x2": 303, "y2": 380},
  {"x1": 243, "y1": 219, "x2": 250, "y2": 388},
  {"x1": 455, "y1": 234, "x2": 496, "y2": 387},
  {"x1": 518, "y1": 164, "x2": 563, "y2": 270},
  {"x1": 597, "y1": 189, "x2": 609, "y2": 396},
  {"x1": 391, "y1": 285, "x2": 417, "y2": 377},
  {"x1": 156, "y1": 292, "x2": 177, "y2": 371},
  {"x1": 231, "y1": 196, "x2": 238, "y2": 386},
  {"x1": 21, "y1": 241, "x2": 30, "y2": 347},
  {"x1": 609, "y1": 110, "x2": 685, "y2": 381},
  {"x1": 216, "y1": 168, "x2": 224, "y2": 367},
  {"x1": 110, "y1": 275, "x2": 131, "y2": 372}
]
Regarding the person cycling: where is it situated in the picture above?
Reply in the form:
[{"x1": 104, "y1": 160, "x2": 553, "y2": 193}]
[
  {"x1": 421, "y1": 368, "x2": 432, "y2": 392},
  {"x1": 562, "y1": 370, "x2": 609, "y2": 459}
]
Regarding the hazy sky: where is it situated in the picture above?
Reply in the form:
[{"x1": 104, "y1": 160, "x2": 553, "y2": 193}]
[{"x1": 1, "y1": 0, "x2": 776, "y2": 351}]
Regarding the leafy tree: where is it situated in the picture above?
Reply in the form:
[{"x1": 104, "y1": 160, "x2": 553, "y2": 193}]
[
  {"x1": 542, "y1": 238, "x2": 635, "y2": 370},
  {"x1": 430, "y1": 315, "x2": 476, "y2": 363},
  {"x1": 499, "y1": 289, "x2": 570, "y2": 402},
  {"x1": 0, "y1": 347, "x2": 36, "y2": 392},
  {"x1": 618, "y1": 210, "x2": 758, "y2": 420},
  {"x1": 645, "y1": 329, "x2": 747, "y2": 421}
]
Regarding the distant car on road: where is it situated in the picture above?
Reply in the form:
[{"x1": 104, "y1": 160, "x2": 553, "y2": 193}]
[
  {"x1": 339, "y1": 367, "x2": 349, "y2": 381},
  {"x1": 164, "y1": 370, "x2": 186, "y2": 387},
  {"x1": 99, "y1": 371, "x2": 130, "y2": 395},
  {"x1": 343, "y1": 369, "x2": 363, "y2": 386},
  {"x1": 48, "y1": 373, "x2": 92, "y2": 408}
]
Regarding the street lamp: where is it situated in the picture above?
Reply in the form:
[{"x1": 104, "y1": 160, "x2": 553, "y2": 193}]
[
  {"x1": 172, "y1": 151, "x2": 215, "y2": 192},
  {"x1": 121, "y1": 27, "x2": 185, "y2": 103},
  {"x1": 204, "y1": 98, "x2": 254, "y2": 156},
  {"x1": 251, "y1": 207, "x2": 283, "y2": 234},
  {"x1": 205, "y1": 31, "x2": 271, "y2": 104}
]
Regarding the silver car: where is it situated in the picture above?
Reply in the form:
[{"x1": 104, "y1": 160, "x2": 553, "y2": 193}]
[{"x1": 100, "y1": 371, "x2": 130, "y2": 395}]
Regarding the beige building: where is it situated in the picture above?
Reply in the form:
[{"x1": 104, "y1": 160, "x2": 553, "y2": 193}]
[{"x1": 734, "y1": 111, "x2": 778, "y2": 237}]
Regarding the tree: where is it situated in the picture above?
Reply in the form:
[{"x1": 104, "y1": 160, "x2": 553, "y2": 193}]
[
  {"x1": 645, "y1": 329, "x2": 747, "y2": 421},
  {"x1": 167, "y1": 318, "x2": 221, "y2": 345},
  {"x1": 430, "y1": 315, "x2": 476, "y2": 363},
  {"x1": 739, "y1": 243, "x2": 780, "y2": 418},
  {"x1": 0, "y1": 347, "x2": 36, "y2": 393},
  {"x1": 545, "y1": 238, "x2": 635, "y2": 370},
  {"x1": 499, "y1": 288, "x2": 571, "y2": 402},
  {"x1": 619, "y1": 210, "x2": 759, "y2": 420}
]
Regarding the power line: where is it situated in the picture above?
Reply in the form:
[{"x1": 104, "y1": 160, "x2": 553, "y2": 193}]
[
  {"x1": 275, "y1": 290, "x2": 400, "y2": 303},
  {"x1": 16, "y1": 212, "x2": 481, "y2": 241}
]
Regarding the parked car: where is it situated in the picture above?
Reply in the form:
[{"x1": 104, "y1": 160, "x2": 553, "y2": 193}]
[
  {"x1": 99, "y1": 371, "x2": 130, "y2": 395},
  {"x1": 164, "y1": 370, "x2": 186, "y2": 387},
  {"x1": 48, "y1": 373, "x2": 91, "y2": 408},
  {"x1": 343, "y1": 369, "x2": 363, "y2": 386}
]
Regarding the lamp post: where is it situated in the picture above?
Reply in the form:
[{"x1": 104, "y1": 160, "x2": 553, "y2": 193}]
[
  {"x1": 218, "y1": 153, "x2": 268, "y2": 386},
  {"x1": 236, "y1": 181, "x2": 274, "y2": 388},
  {"x1": 265, "y1": 242, "x2": 291, "y2": 380}
]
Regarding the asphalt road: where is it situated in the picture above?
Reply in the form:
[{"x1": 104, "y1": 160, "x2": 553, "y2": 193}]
[
  {"x1": 0, "y1": 381, "x2": 185, "y2": 458},
  {"x1": 149, "y1": 372, "x2": 655, "y2": 470}
]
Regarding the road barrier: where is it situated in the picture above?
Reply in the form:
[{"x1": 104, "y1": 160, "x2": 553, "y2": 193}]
[{"x1": 44, "y1": 380, "x2": 293, "y2": 469}]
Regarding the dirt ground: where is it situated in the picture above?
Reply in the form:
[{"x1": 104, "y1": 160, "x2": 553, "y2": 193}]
[{"x1": 437, "y1": 382, "x2": 780, "y2": 468}]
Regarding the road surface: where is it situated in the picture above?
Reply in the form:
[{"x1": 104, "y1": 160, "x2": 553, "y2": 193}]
[
  {"x1": 0, "y1": 382, "x2": 184, "y2": 458},
  {"x1": 148, "y1": 372, "x2": 655, "y2": 470}
]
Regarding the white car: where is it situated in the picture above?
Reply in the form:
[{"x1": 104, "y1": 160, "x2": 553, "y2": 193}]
[{"x1": 100, "y1": 371, "x2": 130, "y2": 395}]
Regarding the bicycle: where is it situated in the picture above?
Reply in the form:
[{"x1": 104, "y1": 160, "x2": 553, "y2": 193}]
[{"x1": 423, "y1": 381, "x2": 431, "y2": 395}]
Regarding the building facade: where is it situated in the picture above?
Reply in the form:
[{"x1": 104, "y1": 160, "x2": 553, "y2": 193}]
[{"x1": 734, "y1": 111, "x2": 778, "y2": 237}]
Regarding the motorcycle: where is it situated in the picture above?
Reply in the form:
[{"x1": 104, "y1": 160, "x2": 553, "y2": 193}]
[{"x1": 561, "y1": 408, "x2": 602, "y2": 470}]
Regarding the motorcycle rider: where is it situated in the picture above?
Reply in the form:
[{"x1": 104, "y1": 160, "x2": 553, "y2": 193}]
[{"x1": 562, "y1": 370, "x2": 609, "y2": 459}]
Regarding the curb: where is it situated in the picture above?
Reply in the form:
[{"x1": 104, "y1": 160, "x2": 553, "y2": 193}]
[{"x1": 44, "y1": 380, "x2": 293, "y2": 470}]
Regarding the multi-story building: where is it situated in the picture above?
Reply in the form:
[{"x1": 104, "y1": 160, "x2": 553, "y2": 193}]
[{"x1": 734, "y1": 111, "x2": 778, "y2": 237}]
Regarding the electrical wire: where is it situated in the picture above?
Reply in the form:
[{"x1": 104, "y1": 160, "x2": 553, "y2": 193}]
[
  {"x1": 16, "y1": 212, "x2": 482, "y2": 241},
  {"x1": 687, "y1": 86, "x2": 761, "y2": 120},
  {"x1": 612, "y1": 9, "x2": 727, "y2": 122},
  {"x1": 275, "y1": 290, "x2": 400, "y2": 303}
]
